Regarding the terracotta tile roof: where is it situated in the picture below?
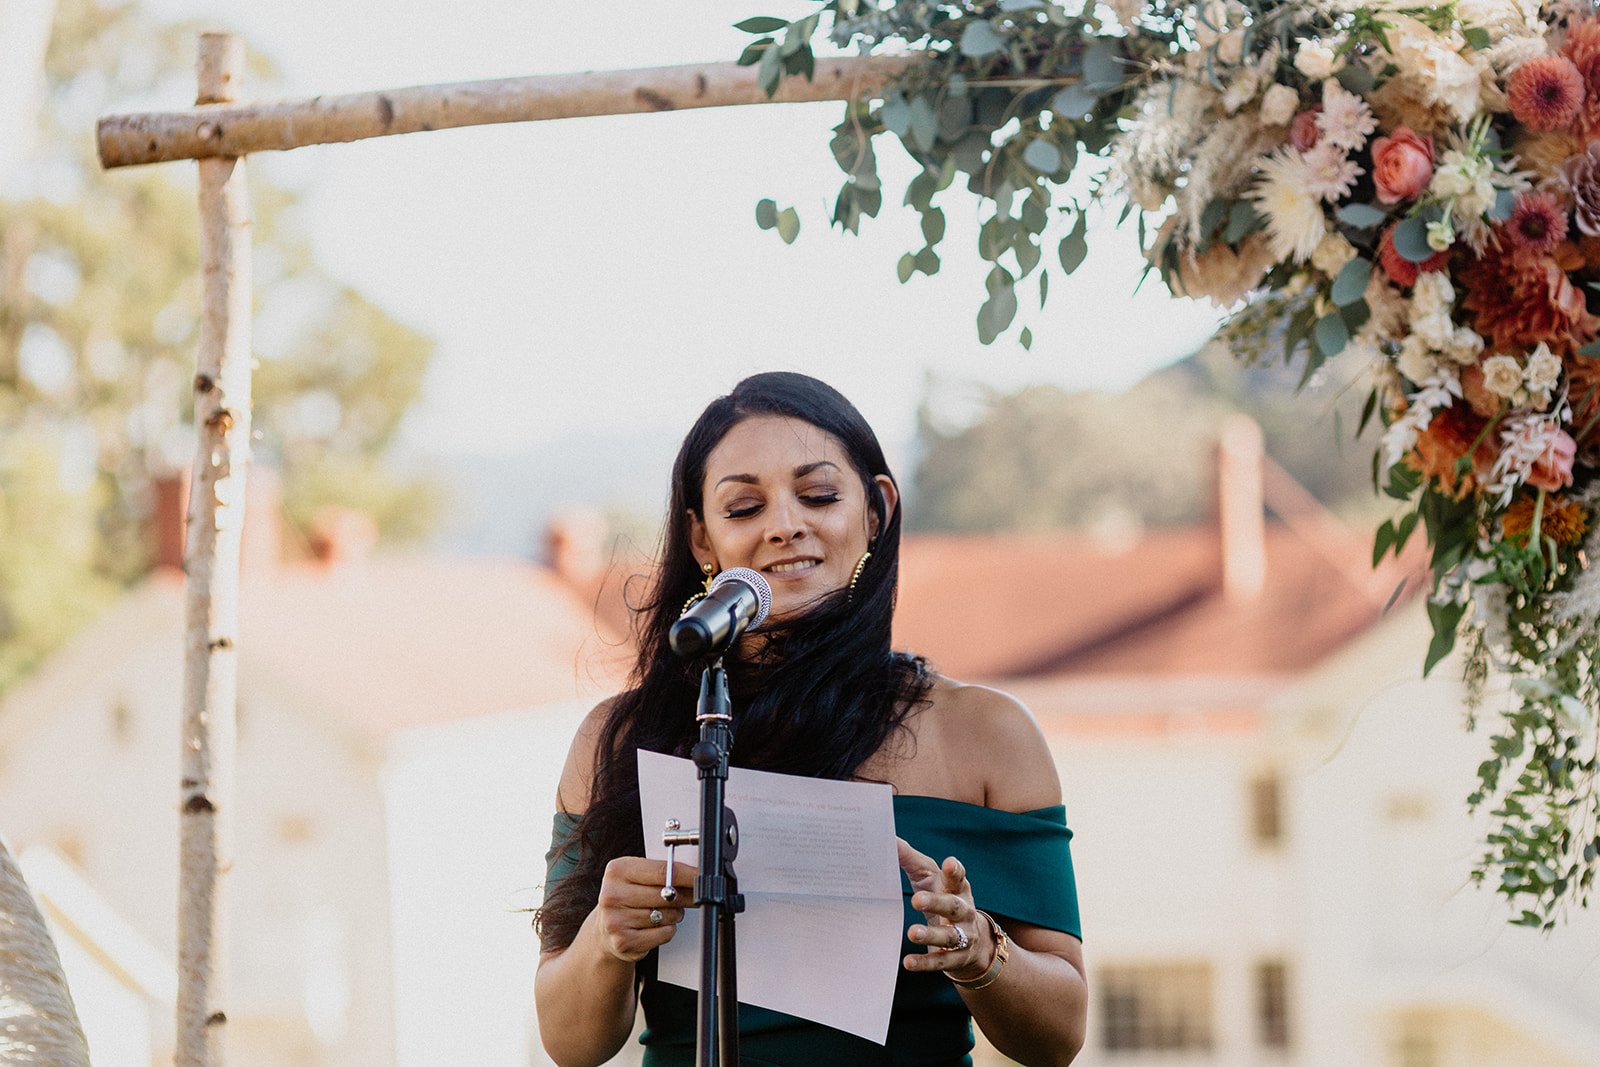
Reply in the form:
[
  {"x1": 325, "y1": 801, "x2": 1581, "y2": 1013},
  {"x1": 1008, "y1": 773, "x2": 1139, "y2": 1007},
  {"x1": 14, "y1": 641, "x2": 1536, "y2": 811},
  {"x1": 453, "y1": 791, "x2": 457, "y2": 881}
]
[
  {"x1": 29, "y1": 514, "x2": 1414, "y2": 744},
  {"x1": 893, "y1": 525, "x2": 1423, "y2": 681},
  {"x1": 235, "y1": 556, "x2": 632, "y2": 738}
]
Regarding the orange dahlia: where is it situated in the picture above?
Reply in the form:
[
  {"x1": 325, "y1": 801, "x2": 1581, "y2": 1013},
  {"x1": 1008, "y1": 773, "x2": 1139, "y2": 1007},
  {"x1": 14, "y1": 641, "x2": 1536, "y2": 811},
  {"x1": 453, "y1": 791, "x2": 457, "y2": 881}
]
[
  {"x1": 1457, "y1": 242, "x2": 1600, "y2": 357},
  {"x1": 1501, "y1": 493, "x2": 1590, "y2": 547},
  {"x1": 1567, "y1": 351, "x2": 1600, "y2": 459},
  {"x1": 1408, "y1": 402, "x2": 1495, "y2": 498},
  {"x1": 1509, "y1": 54, "x2": 1586, "y2": 131},
  {"x1": 1562, "y1": 15, "x2": 1600, "y2": 140}
]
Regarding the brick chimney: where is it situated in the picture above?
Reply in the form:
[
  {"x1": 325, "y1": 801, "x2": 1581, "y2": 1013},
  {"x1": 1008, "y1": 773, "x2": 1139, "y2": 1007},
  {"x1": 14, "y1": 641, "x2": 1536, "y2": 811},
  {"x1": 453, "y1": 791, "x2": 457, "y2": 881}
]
[
  {"x1": 307, "y1": 506, "x2": 377, "y2": 568},
  {"x1": 1217, "y1": 414, "x2": 1266, "y2": 602},
  {"x1": 545, "y1": 508, "x2": 609, "y2": 588},
  {"x1": 149, "y1": 466, "x2": 284, "y2": 574}
]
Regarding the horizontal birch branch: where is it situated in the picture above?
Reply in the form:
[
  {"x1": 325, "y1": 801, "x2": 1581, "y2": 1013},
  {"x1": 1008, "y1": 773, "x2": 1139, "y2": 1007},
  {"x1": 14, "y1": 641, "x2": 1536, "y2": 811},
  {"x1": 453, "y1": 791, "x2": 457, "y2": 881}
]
[{"x1": 97, "y1": 55, "x2": 915, "y2": 168}]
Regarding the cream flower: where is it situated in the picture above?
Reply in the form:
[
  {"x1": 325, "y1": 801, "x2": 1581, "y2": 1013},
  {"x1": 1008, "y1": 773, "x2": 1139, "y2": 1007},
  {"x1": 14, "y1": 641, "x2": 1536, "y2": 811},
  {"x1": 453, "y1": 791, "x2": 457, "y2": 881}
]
[
  {"x1": 1295, "y1": 39, "x2": 1341, "y2": 80},
  {"x1": 1249, "y1": 149, "x2": 1327, "y2": 261},
  {"x1": 1397, "y1": 334, "x2": 1439, "y2": 382},
  {"x1": 1387, "y1": 17, "x2": 1484, "y2": 124},
  {"x1": 1302, "y1": 142, "x2": 1363, "y2": 201},
  {"x1": 1446, "y1": 326, "x2": 1485, "y2": 364},
  {"x1": 1482, "y1": 353, "x2": 1525, "y2": 397},
  {"x1": 1311, "y1": 232, "x2": 1359, "y2": 276},
  {"x1": 1413, "y1": 310, "x2": 1456, "y2": 350},
  {"x1": 1223, "y1": 70, "x2": 1260, "y2": 114},
  {"x1": 1525, "y1": 342, "x2": 1563, "y2": 392},
  {"x1": 1412, "y1": 271, "x2": 1455, "y2": 316},
  {"x1": 1261, "y1": 83, "x2": 1300, "y2": 126},
  {"x1": 1360, "y1": 274, "x2": 1410, "y2": 342},
  {"x1": 1217, "y1": 30, "x2": 1245, "y2": 66},
  {"x1": 1318, "y1": 81, "x2": 1379, "y2": 152}
]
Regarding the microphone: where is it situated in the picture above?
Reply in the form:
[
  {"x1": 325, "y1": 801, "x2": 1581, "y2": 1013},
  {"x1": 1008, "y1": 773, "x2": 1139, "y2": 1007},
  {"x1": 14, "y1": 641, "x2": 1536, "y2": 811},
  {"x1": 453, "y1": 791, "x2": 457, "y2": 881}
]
[{"x1": 669, "y1": 567, "x2": 773, "y2": 659}]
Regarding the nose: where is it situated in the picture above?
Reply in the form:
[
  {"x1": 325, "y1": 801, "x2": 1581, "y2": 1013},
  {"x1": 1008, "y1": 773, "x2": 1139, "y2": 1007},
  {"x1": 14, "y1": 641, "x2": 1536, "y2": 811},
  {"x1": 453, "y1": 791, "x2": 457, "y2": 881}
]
[{"x1": 763, "y1": 496, "x2": 806, "y2": 545}]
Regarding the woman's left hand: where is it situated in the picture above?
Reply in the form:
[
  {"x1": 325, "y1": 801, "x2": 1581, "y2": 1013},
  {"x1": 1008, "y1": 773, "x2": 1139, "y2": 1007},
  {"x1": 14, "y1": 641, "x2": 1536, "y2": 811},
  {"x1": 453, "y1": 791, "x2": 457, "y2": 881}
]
[{"x1": 896, "y1": 837, "x2": 991, "y2": 979}]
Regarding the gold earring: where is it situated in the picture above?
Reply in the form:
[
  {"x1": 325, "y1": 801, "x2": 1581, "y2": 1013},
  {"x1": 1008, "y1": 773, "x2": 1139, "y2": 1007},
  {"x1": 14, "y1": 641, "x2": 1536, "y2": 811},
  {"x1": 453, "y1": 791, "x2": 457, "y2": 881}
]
[
  {"x1": 847, "y1": 550, "x2": 871, "y2": 600},
  {"x1": 681, "y1": 562, "x2": 717, "y2": 615}
]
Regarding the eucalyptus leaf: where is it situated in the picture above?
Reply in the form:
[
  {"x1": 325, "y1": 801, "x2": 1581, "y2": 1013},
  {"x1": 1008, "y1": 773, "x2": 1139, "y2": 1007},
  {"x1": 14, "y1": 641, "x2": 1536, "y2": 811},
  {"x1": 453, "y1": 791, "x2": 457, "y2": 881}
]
[
  {"x1": 1337, "y1": 202, "x2": 1387, "y2": 229},
  {"x1": 1224, "y1": 201, "x2": 1262, "y2": 244},
  {"x1": 1016, "y1": 236, "x2": 1041, "y2": 275},
  {"x1": 914, "y1": 248, "x2": 940, "y2": 276},
  {"x1": 1332, "y1": 257, "x2": 1372, "y2": 306},
  {"x1": 755, "y1": 198, "x2": 777, "y2": 230},
  {"x1": 1020, "y1": 326, "x2": 1033, "y2": 350},
  {"x1": 734, "y1": 16, "x2": 788, "y2": 33},
  {"x1": 881, "y1": 93, "x2": 911, "y2": 138},
  {"x1": 978, "y1": 278, "x2": 1018, "y2": 344},
  {"x1": 1022, "y1": 139, "x2": 1063, "y2": 174},
  {"x1": 1039, "y1": 269, "x2": 1049, "y2": 308},
  {"x1": 1392, "y1": 215, "x2": 1437, "y2": 263},
  {"x1": 1081, "y1": 38, "x2": 1123, "y2": 90},
  {"x1": 1058, "y1": 212, "x2": 1088, "y2": 273},
  {"x1": 1490, "y1": 187, "x2": 1516, "y2": 222},
  {"x1": 897, "y1": 253, "x2": 916, "y2": 284},
  {"x1": 776, "y1": 207, "x2": 800, "y2": 244},
  {"x1": 758, "y1": 43, "x2": 783, "y2": 96},
  {"x1": 937, "y1": 96, "x2": 971, "y2": 140},
  {"x1": 736, "y1": 39, "x2": 773, "y2": 67},
  {"x1": 909, "y1": 94, "x2": 938, "y2": 153},
  {"x1": 922, "y1": 207, "x2": 946, "y2": 245},
  {"x1": 959, "y1": 21, "x2": 1006, "y2": 58},
  {"x1": 1314, "y1": 309, "x2": 1350, "y2": 357},
  {"x1": 1052, "y1": 83, "x2": 1100, "y2": 118}
]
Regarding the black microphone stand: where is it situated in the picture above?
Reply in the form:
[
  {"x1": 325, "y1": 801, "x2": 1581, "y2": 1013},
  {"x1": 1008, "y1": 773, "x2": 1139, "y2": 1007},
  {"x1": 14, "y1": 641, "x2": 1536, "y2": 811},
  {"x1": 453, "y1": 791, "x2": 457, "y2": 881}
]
[{"x1": 690, "y1": 658, "x2": 743, "y2": 1067}]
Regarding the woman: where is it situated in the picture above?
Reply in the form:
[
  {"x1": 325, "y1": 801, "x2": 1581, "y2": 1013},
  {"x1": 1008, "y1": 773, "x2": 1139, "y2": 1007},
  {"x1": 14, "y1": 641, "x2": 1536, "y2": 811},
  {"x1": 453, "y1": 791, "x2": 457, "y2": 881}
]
[{"x1": 535, "y1": 373, "x2": 1085, "y2": 1066}]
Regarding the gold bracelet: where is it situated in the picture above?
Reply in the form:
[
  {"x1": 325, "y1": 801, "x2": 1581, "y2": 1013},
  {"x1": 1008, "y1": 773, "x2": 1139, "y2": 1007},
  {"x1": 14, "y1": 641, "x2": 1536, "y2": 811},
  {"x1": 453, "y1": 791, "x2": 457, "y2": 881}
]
[{"x1": 948, "y1": 910, "x2": 1010, "y2": 990}]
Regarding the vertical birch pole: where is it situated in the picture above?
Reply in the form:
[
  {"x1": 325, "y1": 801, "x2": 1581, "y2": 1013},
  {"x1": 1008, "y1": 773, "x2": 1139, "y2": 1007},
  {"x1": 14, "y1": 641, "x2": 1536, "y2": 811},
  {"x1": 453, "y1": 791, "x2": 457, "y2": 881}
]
[{"x1": 178, "y1": 32, "x2": 251, "y2": 1067}]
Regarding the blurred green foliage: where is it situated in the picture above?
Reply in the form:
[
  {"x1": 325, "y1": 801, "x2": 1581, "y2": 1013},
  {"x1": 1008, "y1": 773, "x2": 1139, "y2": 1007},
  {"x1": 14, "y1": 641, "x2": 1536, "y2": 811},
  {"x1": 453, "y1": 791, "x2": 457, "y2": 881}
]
[
  {"x1": 0, "y1": 0, "x2": 442, "y2": 693},
  {"x1": 910, "y1": 344, "x2": 1381, "y2": 533}
]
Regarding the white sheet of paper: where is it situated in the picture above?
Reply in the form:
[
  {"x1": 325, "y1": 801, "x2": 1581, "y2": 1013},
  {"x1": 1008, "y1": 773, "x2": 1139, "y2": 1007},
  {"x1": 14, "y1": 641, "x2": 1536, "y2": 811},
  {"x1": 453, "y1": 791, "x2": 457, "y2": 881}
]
[{"x1": 637, "y1": 749, "x2": 904, "y2": 1044}]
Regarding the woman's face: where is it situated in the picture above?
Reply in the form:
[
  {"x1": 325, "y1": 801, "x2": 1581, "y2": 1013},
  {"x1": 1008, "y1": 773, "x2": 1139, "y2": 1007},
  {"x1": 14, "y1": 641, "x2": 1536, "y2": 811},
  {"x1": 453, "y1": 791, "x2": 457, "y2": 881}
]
[{"x1": 688, "y1": 414, "x2": 898, "y2": 620}]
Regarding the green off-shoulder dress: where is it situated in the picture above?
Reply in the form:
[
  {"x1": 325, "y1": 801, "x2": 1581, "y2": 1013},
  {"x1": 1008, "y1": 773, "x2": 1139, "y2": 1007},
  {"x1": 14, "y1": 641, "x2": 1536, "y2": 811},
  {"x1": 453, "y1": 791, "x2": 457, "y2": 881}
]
[{"x1": 542, "y1": 793, "x2": 1081, "y2": 1067}]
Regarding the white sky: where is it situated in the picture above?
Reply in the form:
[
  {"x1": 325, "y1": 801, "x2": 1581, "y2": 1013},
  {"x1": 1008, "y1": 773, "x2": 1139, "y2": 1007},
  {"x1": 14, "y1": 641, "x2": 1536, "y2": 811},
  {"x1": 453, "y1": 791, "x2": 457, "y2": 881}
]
[{"x1": 135, "y1": 0, "x2": 1225, "y2": 459}]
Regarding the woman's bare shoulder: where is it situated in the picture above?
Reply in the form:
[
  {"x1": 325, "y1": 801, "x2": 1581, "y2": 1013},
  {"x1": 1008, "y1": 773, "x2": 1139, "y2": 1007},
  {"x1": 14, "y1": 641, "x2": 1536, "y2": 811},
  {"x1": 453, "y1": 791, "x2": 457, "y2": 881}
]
[
  {"x1": 921, "y1": 673, "x2": 1062, "y2": 813},
  {"x1": 555, "y1": 695, "x2": 621, "y2": 814}
]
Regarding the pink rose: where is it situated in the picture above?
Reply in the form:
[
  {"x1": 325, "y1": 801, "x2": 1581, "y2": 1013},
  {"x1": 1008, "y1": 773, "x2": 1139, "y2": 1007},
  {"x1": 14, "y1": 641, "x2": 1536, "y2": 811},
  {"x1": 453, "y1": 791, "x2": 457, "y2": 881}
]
[
  {"x1": 1371, "y1": 126, "x2": 1435, "y2": 204},
  {"x1": 1527, "y1": 428, "x2": 1578, "y2": 491},
  {"x1": 1290, "y1": 106, "x2": 1322, "y2": 152}
]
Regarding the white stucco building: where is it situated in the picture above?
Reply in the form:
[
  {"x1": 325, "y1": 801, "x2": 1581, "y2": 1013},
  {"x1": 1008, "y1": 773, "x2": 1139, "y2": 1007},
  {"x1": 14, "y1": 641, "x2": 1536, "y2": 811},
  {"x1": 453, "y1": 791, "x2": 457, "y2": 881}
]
[{"x1": 2, "y1": 448, "x2": 1598, "y2": 1066}]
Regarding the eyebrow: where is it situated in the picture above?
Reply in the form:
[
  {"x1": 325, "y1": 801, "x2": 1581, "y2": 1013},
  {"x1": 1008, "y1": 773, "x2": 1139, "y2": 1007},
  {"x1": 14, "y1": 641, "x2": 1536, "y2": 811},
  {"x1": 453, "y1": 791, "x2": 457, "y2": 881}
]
[{"x1": 715, "y1": 461, "x2": 841, "y2": 488}]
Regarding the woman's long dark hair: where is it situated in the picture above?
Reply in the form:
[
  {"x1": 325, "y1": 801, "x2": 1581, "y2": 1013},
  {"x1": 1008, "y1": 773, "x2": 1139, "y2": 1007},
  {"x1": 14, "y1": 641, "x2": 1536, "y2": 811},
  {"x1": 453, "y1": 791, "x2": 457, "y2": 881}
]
[{"x1": 537, "y1": 372, "x2": 930, "y2": 951}]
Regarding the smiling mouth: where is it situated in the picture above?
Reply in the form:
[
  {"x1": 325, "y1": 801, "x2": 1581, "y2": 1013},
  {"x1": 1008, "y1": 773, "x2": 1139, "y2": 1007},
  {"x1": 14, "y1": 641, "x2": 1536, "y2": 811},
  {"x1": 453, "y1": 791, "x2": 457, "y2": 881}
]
[{"x1": 765, "y1": 559, "x2": 821, "y2": 575}]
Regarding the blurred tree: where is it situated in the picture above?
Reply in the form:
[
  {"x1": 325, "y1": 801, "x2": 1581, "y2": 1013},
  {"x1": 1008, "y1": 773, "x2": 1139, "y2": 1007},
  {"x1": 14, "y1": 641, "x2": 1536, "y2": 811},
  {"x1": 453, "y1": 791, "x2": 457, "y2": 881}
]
[
  {"x1": 909, "y1": 344, "x2": 1380, "y2": 533},
  {"x1": 0, "y1": 0, "x2": 442, "y2": 692}
]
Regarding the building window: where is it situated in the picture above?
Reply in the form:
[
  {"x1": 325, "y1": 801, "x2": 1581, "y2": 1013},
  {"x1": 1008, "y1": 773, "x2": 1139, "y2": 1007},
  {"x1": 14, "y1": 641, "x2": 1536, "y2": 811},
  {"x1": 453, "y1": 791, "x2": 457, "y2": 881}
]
[
  {"x1": 1249, "y1": 771, "x2": 1284, "y2": 847},
  {"x1": 1255, "y1": 959, "x2": 1291, "y2": 1049},
  {"x1": 1099, "y1": 962, "x2": 1214, "y2": 1052}
]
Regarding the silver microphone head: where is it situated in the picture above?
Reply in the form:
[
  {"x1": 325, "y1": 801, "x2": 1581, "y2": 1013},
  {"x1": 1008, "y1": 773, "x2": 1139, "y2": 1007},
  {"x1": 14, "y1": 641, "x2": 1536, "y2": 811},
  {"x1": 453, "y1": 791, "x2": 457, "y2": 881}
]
[{"x1": 710, "y1": 567, "x2": 772, "y2": 629}]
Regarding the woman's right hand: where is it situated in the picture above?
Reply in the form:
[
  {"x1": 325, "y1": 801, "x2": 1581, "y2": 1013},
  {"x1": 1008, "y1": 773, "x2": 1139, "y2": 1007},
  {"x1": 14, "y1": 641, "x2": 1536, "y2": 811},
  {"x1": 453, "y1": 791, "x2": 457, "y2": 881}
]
[{"x1": 593, "y1": 856, "x2": 698, "y2": 963}]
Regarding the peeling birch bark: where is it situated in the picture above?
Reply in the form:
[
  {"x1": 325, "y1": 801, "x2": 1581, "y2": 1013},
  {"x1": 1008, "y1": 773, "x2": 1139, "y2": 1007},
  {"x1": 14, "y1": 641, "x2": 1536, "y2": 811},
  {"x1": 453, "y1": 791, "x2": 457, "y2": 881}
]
[
  {"x1": 97, "y1": 56, "x2": 911, "y2": 168},
  {"x1": 177, "y1": 31, "x2": 251, "y2": 1067}
]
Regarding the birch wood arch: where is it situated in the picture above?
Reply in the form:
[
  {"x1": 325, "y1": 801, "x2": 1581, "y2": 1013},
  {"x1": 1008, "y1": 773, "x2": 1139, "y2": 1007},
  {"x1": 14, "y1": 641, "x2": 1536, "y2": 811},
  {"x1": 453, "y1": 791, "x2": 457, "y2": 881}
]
[{"x1": 87, "y1": 35, "x2": 905, "y2": 1066}]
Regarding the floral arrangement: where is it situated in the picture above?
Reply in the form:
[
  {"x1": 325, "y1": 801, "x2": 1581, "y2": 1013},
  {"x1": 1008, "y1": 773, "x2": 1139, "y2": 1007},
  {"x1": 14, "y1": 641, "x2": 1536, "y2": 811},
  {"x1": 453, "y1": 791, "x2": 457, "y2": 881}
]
[
  {"x1": 1104, "y1": 0, "x2": 1600, "y2": 928},
  {"x1": 738, "y1": 0, "x2": 1600, "y2": 927}
]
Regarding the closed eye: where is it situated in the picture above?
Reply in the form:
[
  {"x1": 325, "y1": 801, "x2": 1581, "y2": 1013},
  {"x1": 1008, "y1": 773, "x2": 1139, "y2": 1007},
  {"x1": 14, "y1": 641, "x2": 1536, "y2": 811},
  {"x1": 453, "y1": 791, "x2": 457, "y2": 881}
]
[{"x1": 723, "y1": 494, "x2": 838, "y2": 519}]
